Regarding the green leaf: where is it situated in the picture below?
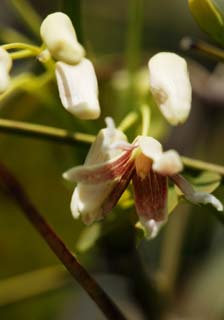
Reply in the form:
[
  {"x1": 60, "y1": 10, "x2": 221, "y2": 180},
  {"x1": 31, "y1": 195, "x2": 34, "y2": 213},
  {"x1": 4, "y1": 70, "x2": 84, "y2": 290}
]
[
  {"x1": 187, "y1": 171, "x2": 222, "y2": 193},
  {"x1": 189, "y1": 0, "x2": 224, "y2": 46}
]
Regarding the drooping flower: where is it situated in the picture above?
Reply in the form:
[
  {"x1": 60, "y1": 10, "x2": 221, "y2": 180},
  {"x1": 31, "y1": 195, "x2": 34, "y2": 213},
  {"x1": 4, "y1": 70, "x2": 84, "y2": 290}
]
[
  {"x1": 0, "y1": 48, "x2": 12, "y2": 94},
  {"x1": 64, "y1": 120, "x2": 223, "y2": 239},
  {"x1": 55, "y1": 59, "x2": 101, "y2": 119},
  {"x1": 148, "y1": 52, "x2": 192, "y2": 126},
  {"x1": 40, "y1": 12, "x2": 101, "y2": 120}
]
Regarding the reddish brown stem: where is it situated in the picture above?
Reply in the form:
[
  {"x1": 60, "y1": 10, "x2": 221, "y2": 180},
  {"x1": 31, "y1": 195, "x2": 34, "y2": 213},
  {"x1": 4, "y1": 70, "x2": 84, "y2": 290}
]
[{"x1": 0, "y1": 162, "x2": 127, "y2": 320}]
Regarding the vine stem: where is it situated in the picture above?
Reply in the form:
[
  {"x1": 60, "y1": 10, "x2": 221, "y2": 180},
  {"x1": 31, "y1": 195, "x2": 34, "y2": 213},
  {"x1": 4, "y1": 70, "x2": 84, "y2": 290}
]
[
  {"x1": 0, "y1": 118, "x2": 224, "y2": 175},
  {"x1": 0, "y1": 162, "x2": 127, "y2": 320},
  {"x1": 181, "y1": 37, "x2": 224, "y2": 61}
]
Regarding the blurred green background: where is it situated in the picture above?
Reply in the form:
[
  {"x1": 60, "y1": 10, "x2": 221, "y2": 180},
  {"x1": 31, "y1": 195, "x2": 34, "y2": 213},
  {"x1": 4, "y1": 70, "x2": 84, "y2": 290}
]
[{"x1": 0, "y1": 0, "x2": 224, "y2": 319}]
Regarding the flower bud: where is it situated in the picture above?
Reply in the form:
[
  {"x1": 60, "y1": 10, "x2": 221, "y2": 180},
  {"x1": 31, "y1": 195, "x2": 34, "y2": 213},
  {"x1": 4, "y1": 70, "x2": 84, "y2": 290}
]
[
  {"x1": 189, "y1": 0, "x2": 224, "y2": 45},
  {"x1": 40, "y1": 12, "x2": 85, "y2": 64},
  {"x1": 148, "y1": 52, "x2": 192, "y2": 126},
  {"x1": 0, "y1": 48, "x2": 12, "y2": 93},
  {"x1": 55, "y1": 58, "x2": 101, "y2": 119}
]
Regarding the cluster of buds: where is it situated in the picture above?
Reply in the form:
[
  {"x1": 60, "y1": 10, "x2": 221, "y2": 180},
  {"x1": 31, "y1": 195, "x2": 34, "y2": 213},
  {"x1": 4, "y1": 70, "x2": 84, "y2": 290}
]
[{"x1": 40, "y1": 12, "x2": 101, "y2": 119}]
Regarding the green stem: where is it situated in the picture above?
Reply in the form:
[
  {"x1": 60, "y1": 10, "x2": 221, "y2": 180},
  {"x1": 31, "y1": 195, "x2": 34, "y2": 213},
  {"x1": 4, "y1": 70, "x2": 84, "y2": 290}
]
[
  {"x1": 182, "y1": 156, "x2": 224, "y2": 175},
  {"x1": 181, "y1": 37, "x2": 224, "y2": 61},
  {"x1": 0, "y1": 162, "x2": 127, "y2": 320},
  {"x1": 10, "y1": 49, "x2": 37, "y2": 60},
  {"x1": 2, "y1": 42, "x2": 41, "y2": 54},
  {"x1": 126, "y1": 0, "x2": 143, "y2": 72},
  {"x1": 9, "y1": 0, "x2": 41, "y2": 38},
  {"x1": 140, "y1": 105, "x2": 151, "y2": 136},
  {"x1": 0, "y1": 119, "x2": 95, "y2": 145},
  {"x1": 1, "y1": 119, "x2": 224, "y2": 175},
  {"x1": 117, "y1": 111, "x2": 138, "y2": 132}
]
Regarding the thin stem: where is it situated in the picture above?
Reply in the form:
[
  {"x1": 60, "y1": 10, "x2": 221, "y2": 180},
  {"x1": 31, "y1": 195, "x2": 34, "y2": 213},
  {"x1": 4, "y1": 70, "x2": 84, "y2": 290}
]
[
  {"x1": 0, "y1": 162, "x2": 127, "y2": 320},
  {"x1": 182, "y1": 156, "x2": 224, "y2": 175},
  {"x1": 0, "y1": 119, "x2": 95, "y2": 145},
  {"x1": 126, "y1": 0, "x2": 144, "y2": 72},
  {"x1": 117, "y1": 111, "x2": 138, "y2": 132},
  {"x1": 141, "y1": 104, "x2": 151, "y2": 136},
  {"x1": 10, "y1": 49, "x2": 37, "y2": 60},
  {"x1": 2, "y1": 42, "x2": 41, "y2": 54},
  {"x1": 1, "y1": 118, "x2": 224, "y2": 175},
  {"x1": 181, "y1": 37, "x2": 224, "y2": 61},
  {"x1": 9, "y1": 0, "x2": 41, "y2": 38}
]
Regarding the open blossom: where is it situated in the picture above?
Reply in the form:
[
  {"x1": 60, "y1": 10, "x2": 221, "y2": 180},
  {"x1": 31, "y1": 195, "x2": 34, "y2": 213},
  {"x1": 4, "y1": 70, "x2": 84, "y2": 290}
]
[
  {"x1": 40, "y1": 12, "x2": 100, "y2": 120},
  {"x1": 0, "y1": 48, "x2": 12, "y2": 93},
  {"x1": 63, "y1": 120, "x2": 223, "y2": 239},
  {"x1": 148, "y1": 52, "x2": 192, "y2": 126}
]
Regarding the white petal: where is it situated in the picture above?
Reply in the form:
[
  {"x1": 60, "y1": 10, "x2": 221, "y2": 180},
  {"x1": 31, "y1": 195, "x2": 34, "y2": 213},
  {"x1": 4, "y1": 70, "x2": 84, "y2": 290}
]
[
  {"x1": 0, "y1": 48, "x2": 12, "y2": 93},
  {"x1": 152, "y1": 150, "x2": 183, "y2": 176},
  {"x1": 172, "y1": 174, "x2": 223, "y2": 212},
  {"x1": 71, "y1": 182, "x2": 115, "y2": 225},
  {"x1": 55, "y1": 59, "x2": 100, "y2": 119},
  {"x1": 65, "y1": 120, "x2": 129, "y2": 224},
  {"x1": 40, "y1": 12, "x2": 85, "y2": 64},
  {"x1": 148, "y1": 52, "x2": 192, "y2": 125},
  {"x1": 138, "y1": 136, "x2": 163, "y2": 161}
]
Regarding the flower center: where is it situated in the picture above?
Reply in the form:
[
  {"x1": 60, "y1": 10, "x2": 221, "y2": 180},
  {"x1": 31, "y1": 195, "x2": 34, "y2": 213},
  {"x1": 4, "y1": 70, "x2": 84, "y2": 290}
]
[{"x1": 135, "y1": 153, "x2": 152, "y2": 179}]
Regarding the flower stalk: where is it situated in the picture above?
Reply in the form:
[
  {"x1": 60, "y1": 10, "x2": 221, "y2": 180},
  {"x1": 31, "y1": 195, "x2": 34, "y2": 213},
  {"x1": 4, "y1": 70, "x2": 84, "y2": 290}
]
[{"x1": 0, "y1": 118, "x2": 223, "y2": 175}]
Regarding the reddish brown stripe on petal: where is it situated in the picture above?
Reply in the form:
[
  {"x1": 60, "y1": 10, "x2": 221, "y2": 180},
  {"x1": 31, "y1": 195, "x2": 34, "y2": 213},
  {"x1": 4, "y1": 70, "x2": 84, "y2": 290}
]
[
  {"x1": 132, "y1": 169, "x2": 168, "y2": 222},
  {"x1": 73, "y1": 149, "x2": 133, "y2": 184},
  {"x1": 102, "y1": 160, "x2": 135, "y2": 214}
]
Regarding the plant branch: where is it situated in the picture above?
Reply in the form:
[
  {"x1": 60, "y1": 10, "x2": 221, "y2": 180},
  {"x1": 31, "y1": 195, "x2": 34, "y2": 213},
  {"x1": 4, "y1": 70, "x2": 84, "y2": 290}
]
[
  {"x1": 181, "y1": 37, "x2": 224, "y2": 61},
  {"x1": 0, "y1": 118, "x2": 94, "y2": 145},
  {"x1": 0, "y1": 162, "x2": 127, "y2": 320},
  {"x1": 0, "y1": 119, "x2": 224, "y2": 175},
  {"x1": 181, "y1": 156, "x2": 224, "y2": 175}
]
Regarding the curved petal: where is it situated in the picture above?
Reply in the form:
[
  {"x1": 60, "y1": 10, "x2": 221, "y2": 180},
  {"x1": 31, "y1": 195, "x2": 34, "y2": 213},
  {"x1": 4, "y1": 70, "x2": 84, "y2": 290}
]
[
  {"x1": 71, "y1": 181, "x2": 115, "y2": 225},
  {"x1": 171, "y1": 174, "x2": 223, "y2": 211},
  {"x1": 102, "y1": 160, "x2": 135, "y2": 214},
  {"x1": 152, "y1": 150, "x2": 183, "y2": 176},
  {"x1": 132, "y1": 169, "x2": 168, "y2": 223},
  {"x1": 63, "y1": 148, "x2": 134, "y2": 184},
  {"x1": 138, "y1": 136, "x2": 163, "y2": 161}
]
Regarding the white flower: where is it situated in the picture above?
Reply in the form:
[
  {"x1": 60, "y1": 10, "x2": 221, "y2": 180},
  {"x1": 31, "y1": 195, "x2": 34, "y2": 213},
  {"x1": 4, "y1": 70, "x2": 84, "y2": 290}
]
[
  {"x1": 63, "y1": 118, "x2": 128, "y2": 224},
  {"x1": 55, "y1": 58, "x2": 101, "y2": 119},
  {"x1": 64, "y1": 126, "x2": 223, "y2": 239},
  {"x1": 40, "y1": 12, "x2": 85, "y2": 65},
  {"x1": 148, "y1": 52, "x2": 192, "y2": 125},
  {"x1": 0, "y1": 48, "x2": 12, "y2": 93}
]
